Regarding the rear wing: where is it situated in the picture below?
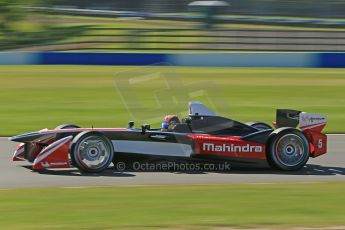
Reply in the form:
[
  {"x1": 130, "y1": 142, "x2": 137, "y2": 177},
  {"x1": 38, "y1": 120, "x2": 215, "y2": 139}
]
[{"x1": 275, "y1": 109, "x2": 327, "y2": 132}]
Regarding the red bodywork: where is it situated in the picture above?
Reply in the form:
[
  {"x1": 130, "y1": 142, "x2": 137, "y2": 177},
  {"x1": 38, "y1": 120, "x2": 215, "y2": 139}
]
[
  {"x1": 32, "y1": 136, "x2": 73, "y2": 170},
  {"x1": 188, "y1": 134, "x2": 266, "y2": 160},
  {"x1": 12, "y1": 143, "x2": 25, "y2": 161},
  {"x1": 188, "y1": 121, "x2": 327, "y2": 160},
  {"x1": 302, "y1": 124, "x2": 327, "y2": 158}
]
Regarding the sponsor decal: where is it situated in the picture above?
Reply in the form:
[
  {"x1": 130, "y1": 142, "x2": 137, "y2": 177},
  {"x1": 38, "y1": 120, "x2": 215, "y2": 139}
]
[
  {"x1": 40, "y1": 162, "x2": 68, "y2": 168},
  {"x1": 41, "y1": 162, "x2": 50, "y2": 168},
  {"x1": 49, "y1": 162, "x2": 68, "y2": 166},
  {"x1": 202, "y1": 143, "x2": 263, "y2": 153},
  {"x1": 302, "y1": 116, "x2": 325, "y2": 123}
]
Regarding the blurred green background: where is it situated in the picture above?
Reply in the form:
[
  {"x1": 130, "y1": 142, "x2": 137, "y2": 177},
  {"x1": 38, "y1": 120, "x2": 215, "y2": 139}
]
[{"x1": 0, "y1": 65, "x2": 344, "y2": 135}]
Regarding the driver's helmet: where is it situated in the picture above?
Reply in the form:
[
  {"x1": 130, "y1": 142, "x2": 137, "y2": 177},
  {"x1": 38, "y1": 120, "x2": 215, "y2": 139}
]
[{"x1": 161, "y1": 115, "x2": 180, "y2": 131}]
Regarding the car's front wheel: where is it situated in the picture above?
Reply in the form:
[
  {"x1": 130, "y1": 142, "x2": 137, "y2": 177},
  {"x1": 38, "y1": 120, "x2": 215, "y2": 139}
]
[
  {"x1": 267, "y1": 129, "x2": 310, "y2": 171},
  {"x1": 55, "y1": 124, "x2": 80, "y2": 130},
  {"x1": 55, "y1": 124, "x2": 81, "y2": 139},
  {"x1": 70, "y1": 131, "x2": 114, "y2": 173}
]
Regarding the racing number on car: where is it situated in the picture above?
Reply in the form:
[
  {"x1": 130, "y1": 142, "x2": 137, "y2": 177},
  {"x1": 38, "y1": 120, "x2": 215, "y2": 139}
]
[{"x1": 318, "y1": 139, "x2": 323, "y2": 149}]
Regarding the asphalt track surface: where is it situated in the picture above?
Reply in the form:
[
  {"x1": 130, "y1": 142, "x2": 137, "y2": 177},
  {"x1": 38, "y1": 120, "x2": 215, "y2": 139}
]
[{"x1": 0, "y1": 135, "x2": 344, "y2": 188}]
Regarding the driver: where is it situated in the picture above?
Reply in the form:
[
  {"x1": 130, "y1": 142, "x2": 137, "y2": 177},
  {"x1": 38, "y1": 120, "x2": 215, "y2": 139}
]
[{"x1": 161, "y1": 115, "x2": 180, "y2": 131}]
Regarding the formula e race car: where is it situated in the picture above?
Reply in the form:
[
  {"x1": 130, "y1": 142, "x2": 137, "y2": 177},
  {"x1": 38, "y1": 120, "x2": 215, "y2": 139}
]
[{"x1": 10, "y1": 102, "x2": 327, "y2": 172}]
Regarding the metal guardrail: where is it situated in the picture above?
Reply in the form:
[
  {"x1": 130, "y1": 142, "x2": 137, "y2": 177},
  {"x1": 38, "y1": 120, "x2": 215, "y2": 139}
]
[
  {"x1": 29, "y1": 7, "x2": 345, "y2": 28},
  {"x1": 4, "y1": 27, "x2": 345, "y2": 52}
]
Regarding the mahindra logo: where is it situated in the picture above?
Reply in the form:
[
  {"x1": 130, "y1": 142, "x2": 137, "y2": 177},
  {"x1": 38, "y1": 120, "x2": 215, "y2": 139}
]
[{"x1": 203, "y1": 143, "x2": 263, "y2": 153}]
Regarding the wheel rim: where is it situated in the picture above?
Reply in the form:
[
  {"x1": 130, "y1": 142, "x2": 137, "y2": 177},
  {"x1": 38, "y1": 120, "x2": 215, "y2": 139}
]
[
  {"x1": 275, "y1": 134, "x2": 307, "y2": 167},
  {"x1": 76, "y1": 135, "x2": 112, "y2": 170}
]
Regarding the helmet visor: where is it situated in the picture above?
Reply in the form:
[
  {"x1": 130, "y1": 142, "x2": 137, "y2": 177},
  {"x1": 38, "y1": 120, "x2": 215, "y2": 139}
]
[{"x1": 162, "y1": 122, "x2": 169, "y2": 129}]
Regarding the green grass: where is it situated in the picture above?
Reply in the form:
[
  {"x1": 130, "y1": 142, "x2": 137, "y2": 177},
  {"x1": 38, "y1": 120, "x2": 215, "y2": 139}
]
[
  {"x1": 0, "y1": 183, "x2": 344, "y2": 229},
  {"x1": 0, "y1": 66, "x2": 345, "y2": 135}
]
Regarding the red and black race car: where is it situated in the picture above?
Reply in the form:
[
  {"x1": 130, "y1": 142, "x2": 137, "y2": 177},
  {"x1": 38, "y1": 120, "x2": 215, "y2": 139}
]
[{"x1": 10, "y1": 102, "x2": 327, "y2": 172}]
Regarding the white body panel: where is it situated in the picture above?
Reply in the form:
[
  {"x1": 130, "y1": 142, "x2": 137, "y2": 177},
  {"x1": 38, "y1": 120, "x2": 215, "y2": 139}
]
[
  {"x1": 299, "y1": 112, "x2": 327, "y2": 130},
  {"x1": 112, "y1": 140, "x2": 193, "y2": 157}
]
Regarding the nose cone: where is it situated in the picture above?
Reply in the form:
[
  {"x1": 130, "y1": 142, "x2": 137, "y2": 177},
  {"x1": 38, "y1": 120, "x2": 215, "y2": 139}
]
[{"x1": 9, "y1": 131, "x2": 42, "y2": 143}]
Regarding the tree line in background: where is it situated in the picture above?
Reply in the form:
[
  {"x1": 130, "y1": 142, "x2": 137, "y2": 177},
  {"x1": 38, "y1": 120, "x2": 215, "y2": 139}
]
[
  {"x1": 0, "y1": 0, "x2": 48, "y2": 32},
  {"x1": 1, "y1": 0, "x2": 345, "y2": 27},
  {"x1": 0, "y1": 0, "x2": 57, "y2": 50}
]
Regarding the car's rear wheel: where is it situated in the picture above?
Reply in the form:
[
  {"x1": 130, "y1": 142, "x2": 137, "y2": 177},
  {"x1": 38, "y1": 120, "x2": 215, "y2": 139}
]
[
  {"x1": 246, "y1": 122, "x2": 272, "y2": 130},
  {"x1": 267, "y1": 129, "x2": 309, "y2": 171},
  {"x1": 70, "y1": 131, "x2": 114, "y2": 173}
]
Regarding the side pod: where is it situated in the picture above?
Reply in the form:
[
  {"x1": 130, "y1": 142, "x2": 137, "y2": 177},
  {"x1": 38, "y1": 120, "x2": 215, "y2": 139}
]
[{"x1": 32, "y1": 136, "x2": 73, "y2": 170}]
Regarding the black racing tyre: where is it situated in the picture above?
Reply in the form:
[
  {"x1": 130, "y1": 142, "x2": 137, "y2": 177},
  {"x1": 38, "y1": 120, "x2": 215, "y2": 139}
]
[
  {"x1": 246, "y1": 122, "x2": 272, "y2": 130},
  {"x1": 70, "y1": 131, "x2": 114, "y2": 173},
  {"x1": 55, "y1": 124, "x2": 80, "y2": 130},
  {"x1": 267, "y1": 129, "x2": 310, "y2": 171}
]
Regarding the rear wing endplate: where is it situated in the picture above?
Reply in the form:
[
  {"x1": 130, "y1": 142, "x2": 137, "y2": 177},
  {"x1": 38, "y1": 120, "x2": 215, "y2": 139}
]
[{"x1": 275, "y1": 109, "x2": 327, "y2": 132}]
